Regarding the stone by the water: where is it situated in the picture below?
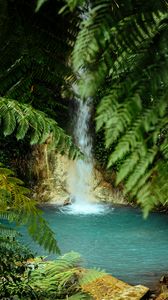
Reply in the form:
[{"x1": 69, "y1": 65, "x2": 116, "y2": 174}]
[
  {"x1": 63, "y1": 199, "x2": 71, "y2": 206},
  {"x1": 156, "y1": 292, "x2": 168, "y2": 300},
  {"x1": 81, "y1": 274, "x2": 149, "y2": 300}
]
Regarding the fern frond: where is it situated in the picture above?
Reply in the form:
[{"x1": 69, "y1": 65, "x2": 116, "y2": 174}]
[
  {"x1": 29, "y1": 251, "x2": 103, "y2": 299},
  {"x1": 130, "y1": 170, "x2": 153, "y2": 197},
  {"x1": 136, "y1": 183, "x2": 159, "y2": 218},
  {"x1": 0, "y1": 98, "x2": 81, "y2": 158},
  {"x1": 69, "y1": 0, "x2": 168, "y2": 213},
  {"x1": 116, "y1": 152, "x2": 140, "y2": 185},
  {"x1": 96, "y1": 93, "x2": 119, "y2": 132},
  {"x1": 125, "y1": 148, "x2": 157, "y2": 193},
  {"x1": 31, "y1": 252, "x2": 81, "y2": 278},
  {"x1": 27, "y1": 213, "x2": 60, "y2": 254},
  {"x1": 71, "y1": 1, "x2": 167, "y2": 98},
  {"x1": 0, "y1": 166, "x2": 15, "y2": 176},
  {"x1": 30, "y1": 252, "x2": 82, "y2": 297},
  {"x1": 107, "y1": 99, "x2": 167, "y2": 167},
  {"x1": 43, "y1": 252, "x2": 82, "y2": 275},
  {"x1": 160, "y1": 135, "x2": 168, "y2": 159},
  {"x1": 0, "y1": 0, "x2": 80, "y2": 164},
  {"x1": 79, "y1": 269, "x2": 106, "y2": 286},
  {"x1": 0, "y1": 209, "x2": 60, "y2": 254},
  {"x1": 68, "y1": 293, "x2": 93, "y2": 300},
  {"x1": 0, "y1": 164, "x2": 60, "y2": 253},
  {"x1": 35, "y1": 0, "x2": 48, "y2": 12},
  {"x1": 0, "y1": 210, "x2": 21, "y2": 224},
  {"x1": 3, "y1": 110, "x2": 16, "y2": 136},
  {"x1": 105, "y1": 94, "x2": 142, "y2": 147},
  {"x1": 0, "y1": 224, "x2": 18, "y2": 239}
]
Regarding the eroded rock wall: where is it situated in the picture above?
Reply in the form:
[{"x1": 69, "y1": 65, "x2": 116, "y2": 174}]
[{"x1": 32, "y1": 145, "x2": 127, "y2": 205}]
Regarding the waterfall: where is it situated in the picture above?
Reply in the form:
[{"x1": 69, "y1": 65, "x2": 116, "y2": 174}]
[
  {"x1": 65, "y1": 97, "x2": 106, "y2": 214},
  {"x1": 70, "y1": 98, "x2": 95, "y2": 203}
]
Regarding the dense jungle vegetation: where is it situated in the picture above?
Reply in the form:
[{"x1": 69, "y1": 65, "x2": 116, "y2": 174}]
[{"x1": 0, "y1": 0, "x2": 168, "y2": 299}]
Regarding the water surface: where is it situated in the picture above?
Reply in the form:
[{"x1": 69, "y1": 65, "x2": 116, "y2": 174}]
[{"x1": 21, "y1": 205, "x2": 168, "y2": 288}]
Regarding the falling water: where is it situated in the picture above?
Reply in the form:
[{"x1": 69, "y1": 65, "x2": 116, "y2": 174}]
[
  {"x1": 71, "y1": 98, "x2": 95, "y2": 201},
  {"x1": 65, "y1": 97, "x2": 106, "y2": 214}
]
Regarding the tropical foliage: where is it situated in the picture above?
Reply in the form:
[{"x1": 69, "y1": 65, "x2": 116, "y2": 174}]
[
  {"x1": 0, "y1": 238, "x2": 35, "y2": 299},
  {"x1": 27, "y1": 251, "x2": 107, "y2": 299},
  {"x1": 0, "y1": 1, "x2": 83, "y2": 298},
  {"x1": 1, "y1": 250, "x2": 105, "y2": 300},
  {"x1": 0, "y1": 0, "x2": 81, "y2": 159},
  {"x1": 29, "y1": 252, "x2": 88, "y2": 299},
  {"x1": 0, "y1": 163, "x2": 60, "y2": 253},
  {"x1": 0, "y1": 97, "x2": 80, "y2": 158},
  {"x1": 0, "y1": 0, "x2": 80, "y2": 259},
  {"x1": 1, "y1": 0, "x2": 168, "y2": 298},
  {"x1": 60, "y1": 0, "x2": 168, "y2": 215}
]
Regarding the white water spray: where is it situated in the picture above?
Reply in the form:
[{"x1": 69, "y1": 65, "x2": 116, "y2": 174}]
[{"x1": 65, "y1": 97, "x2": 106, "y2": 214}]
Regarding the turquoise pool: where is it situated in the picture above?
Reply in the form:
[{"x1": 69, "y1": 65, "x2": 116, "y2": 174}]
[{"x1": 20, "y1": 205, "x2": 168, "y2": 288}]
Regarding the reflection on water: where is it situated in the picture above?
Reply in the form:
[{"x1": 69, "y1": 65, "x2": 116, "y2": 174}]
[{"x1": 20, "y1": 205, "x2": 168, "y2": 288}]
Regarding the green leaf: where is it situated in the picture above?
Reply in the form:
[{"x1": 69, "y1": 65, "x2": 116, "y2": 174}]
[
  {"x1": 35, "y1": 0, "x2": 48, "y2": 12},
  {"x1": 116, "y1": 152, "x2": 139, "y2": 185}
]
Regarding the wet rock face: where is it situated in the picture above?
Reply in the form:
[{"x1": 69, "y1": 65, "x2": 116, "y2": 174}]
[
  {"x1": 52, "y1": 154, "x2": 127, "y2": 205},
  {"x1": 33, "y1": 149, "x2": 127, "y2": 205},
  {"x1": 93, "y1": 169, "x2": 127, "y2": 205},
  {"x1": 32, "y1": 149, "x2": 71, "y2": 204}
]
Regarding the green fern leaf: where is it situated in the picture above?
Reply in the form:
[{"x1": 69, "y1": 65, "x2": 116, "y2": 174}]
[
  {"x1": 79, "y1": 269, "x2": 106, "y2": 286},
  {"x1": 16, "y1": 117, "x2": 29, "y2": 140},
  {"x1": 27, "y1": 214, "x2": 60, "y2": 254},
  {"x1": 2, "y1": 109, "x2": 16, "y2": 136},
  {"x1": 0, "y1": 98, "x2": 81, "y2": 158},
  {"x1": 0, "y1": 167, "x2": 15, "y2": 176},
  {"x1": 0, "y1": 163, "x2": 60, "y2": 253},
  {"x1": 131, "y1": 170, "x2": 153, "y2": 197},
  {"x1": 116, "y1": 152, "x2": 140, "y2": 185},
  {"x1": 96, "y1": 95, "x2": 118, "y2": 132},
  {"x1": 0, "y1": 224, "x2": 19, "y2": 238},
  {"x1": 35, "y1": 0, "x2": 48, "y2": 12},
  {"x1": 137, "y1": 184, "x2": 159, "y2": 218},
  {"x1": 125, "y1": 148, "x2": 157, "y2": 192},
  {"x1": 108, "y1": 144, "x2": 127, "y2": 168},
  {"x1": 68, "y1": 293, "x2": 93, "y2": 300}
]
